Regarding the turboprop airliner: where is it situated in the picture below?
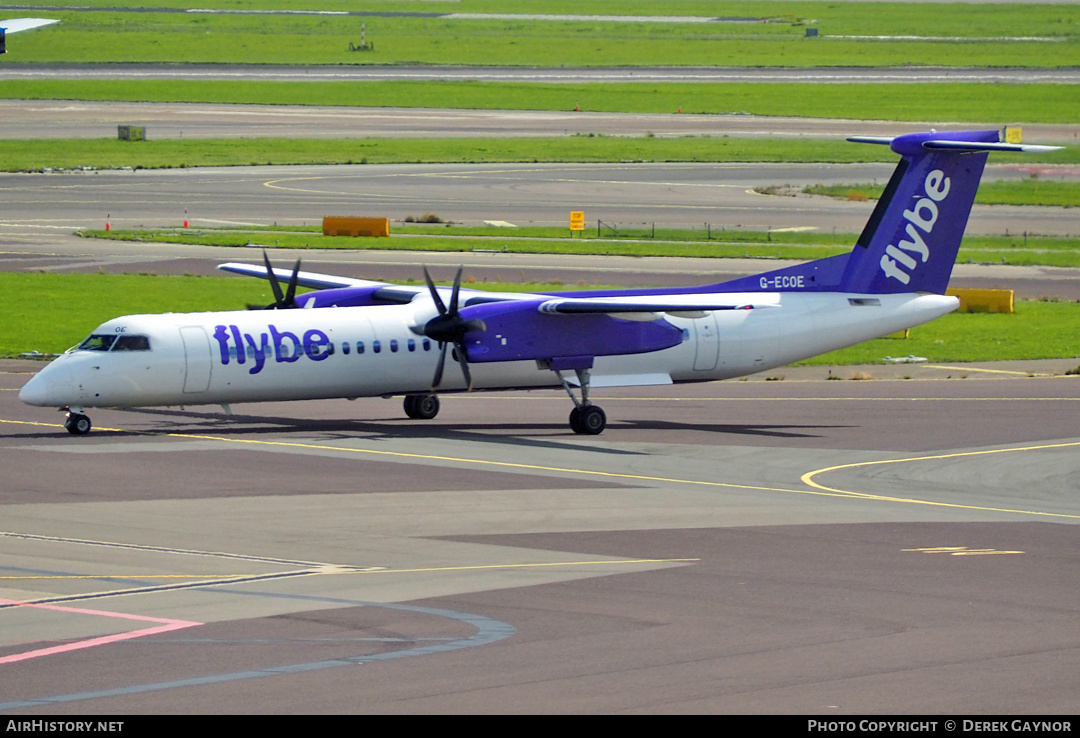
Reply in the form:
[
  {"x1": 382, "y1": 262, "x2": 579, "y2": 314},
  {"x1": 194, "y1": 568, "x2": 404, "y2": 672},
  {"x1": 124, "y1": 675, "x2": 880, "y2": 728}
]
[{"x1": 19, "y1": 129, "x2": 1060, "y2": 435}]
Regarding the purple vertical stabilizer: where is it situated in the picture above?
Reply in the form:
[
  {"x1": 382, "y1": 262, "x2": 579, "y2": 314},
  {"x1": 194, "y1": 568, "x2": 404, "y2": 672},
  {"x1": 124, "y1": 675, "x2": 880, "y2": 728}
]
[{"x1": 837, "y1": 129, "x2": 999, "y2": 295}]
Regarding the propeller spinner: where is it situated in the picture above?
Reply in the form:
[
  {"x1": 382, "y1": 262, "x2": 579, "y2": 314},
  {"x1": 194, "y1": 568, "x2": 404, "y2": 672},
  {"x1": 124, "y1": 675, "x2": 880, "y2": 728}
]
[{"x1": 418, "y1": 266, "x2": 485, "y2": 391}]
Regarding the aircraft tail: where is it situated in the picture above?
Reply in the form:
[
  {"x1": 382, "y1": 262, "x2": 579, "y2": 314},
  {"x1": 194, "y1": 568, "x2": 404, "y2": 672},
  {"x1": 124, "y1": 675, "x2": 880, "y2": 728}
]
[
  {"x1": 838, "y1": 129, "x2": 1048, "y2": 294},
  {"x1": 716, "y1": 129, "x2": 1059, "y2": 296}
]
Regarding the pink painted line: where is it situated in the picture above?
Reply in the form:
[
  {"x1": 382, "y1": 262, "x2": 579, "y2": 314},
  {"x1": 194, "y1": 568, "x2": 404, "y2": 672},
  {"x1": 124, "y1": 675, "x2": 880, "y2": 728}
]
[{"x1": 0, "y1": 597, "x2": 202, "y2": 665}]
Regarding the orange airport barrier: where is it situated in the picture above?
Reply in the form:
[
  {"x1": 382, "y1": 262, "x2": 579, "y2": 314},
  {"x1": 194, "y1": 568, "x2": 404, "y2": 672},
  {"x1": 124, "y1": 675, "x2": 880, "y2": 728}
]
[
  {"x1": 946, "y1": 288, "x2": 1014, "y2": 314},
  {"x1": 322, "y1": 216, "x2": 389, "y2": 238}
]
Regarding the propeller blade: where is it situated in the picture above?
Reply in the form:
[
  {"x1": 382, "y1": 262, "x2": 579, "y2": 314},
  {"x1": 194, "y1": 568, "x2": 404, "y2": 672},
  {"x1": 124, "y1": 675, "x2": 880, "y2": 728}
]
[
  {"x1": 431, "y1": 341, "x2": 448, "y2": 390},
  {"x1": 454, "y1": 341, "x2": 473, "y2": 390},
  {"x1": 423, "y1": 266, "x2": 447, "y2": 316},
  {"x1": 422, "y1": 265, "x2": 477, "y2": 392},
  {"x1": 449, "y1": 266, "x2": 463, "y2": 317},
  {"x1": 262, "y1": 250, "x2": 285, "y2": 307},
  {"x1": 284, "y1": 258, "x2": 302, "y2": 308}
]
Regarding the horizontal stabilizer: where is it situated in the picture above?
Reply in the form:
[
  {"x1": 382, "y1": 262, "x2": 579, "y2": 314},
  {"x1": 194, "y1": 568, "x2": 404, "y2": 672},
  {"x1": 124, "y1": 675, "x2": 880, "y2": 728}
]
[
  {"x1": 920, "y1": 140, "x2": 1062, "y2": 154},
  {"x1": 847, "y1": 132, "x2": 1062, "y2": 155},
  {"x1": 845, "y1": 136, "x2": 894, "y2": 146}
]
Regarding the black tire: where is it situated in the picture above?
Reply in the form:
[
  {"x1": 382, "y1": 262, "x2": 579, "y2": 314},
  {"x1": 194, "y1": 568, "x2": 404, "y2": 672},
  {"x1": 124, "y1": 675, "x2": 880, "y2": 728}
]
[
  {"x1": 414, "y1": 393, "x2": 440, "y2": 420},
  {"x1": 569, "y1": 406, "x2": 583, "y2": 433},
  {"x1": 404, "y1": 394, "x2": 440, "y2": 420},
  {"x1": 578, "y1": 405, "x2": 606, "y2": 435},
  {"x1": 65, "y1": 413, "x2": 91, "y2": 436}
]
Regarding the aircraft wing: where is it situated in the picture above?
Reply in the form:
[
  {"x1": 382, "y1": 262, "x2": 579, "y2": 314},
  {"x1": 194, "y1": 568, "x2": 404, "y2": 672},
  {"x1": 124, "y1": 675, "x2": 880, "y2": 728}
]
[
  {"x1": 0, "y1": 18, "x2": 59, "y2": 34},
  {"x1": 217, "y1": 261, "x2": 425, "y2": 303},
  {"x1": 217, "y1": 260, "x2": 536, "y2": 307},
  {"x1": 219, "y1": 261, "x2": 782, "y2": 314},
  {"x1": 537, "y1": 294, "x2": 780, "y2": 315},
  {"x1": 218, "y1": 261, "x2": 382, "y2": 289}
]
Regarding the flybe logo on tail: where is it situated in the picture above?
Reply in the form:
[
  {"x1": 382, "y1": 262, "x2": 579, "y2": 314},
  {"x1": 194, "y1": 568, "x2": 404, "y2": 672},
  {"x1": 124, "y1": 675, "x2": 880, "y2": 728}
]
[{"x1": 879, "y1": 169, "x2": 951, "y2": 285}]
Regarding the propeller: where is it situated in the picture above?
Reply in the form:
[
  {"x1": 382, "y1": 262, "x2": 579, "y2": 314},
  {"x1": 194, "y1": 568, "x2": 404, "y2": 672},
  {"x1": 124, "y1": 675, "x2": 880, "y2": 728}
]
[
  {"x1": 418, "y1": 266, "x2": 486, "y2": 391},
  {"x1": 248, "y1": 250, "x2": 302, "y2": 310}
]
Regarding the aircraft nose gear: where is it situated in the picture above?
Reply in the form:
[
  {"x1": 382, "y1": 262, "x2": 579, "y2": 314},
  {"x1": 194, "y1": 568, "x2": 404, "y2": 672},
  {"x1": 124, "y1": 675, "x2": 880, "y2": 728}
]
[
  {"x1": 558, "y1": 367, "x2": 606, "y2": 435},
  {"x1": 63, "y1": 411, "x2": 91, "y2": 436},
  {"x1": 403, "y1": 393, "x2": 440, "y2": 420}
]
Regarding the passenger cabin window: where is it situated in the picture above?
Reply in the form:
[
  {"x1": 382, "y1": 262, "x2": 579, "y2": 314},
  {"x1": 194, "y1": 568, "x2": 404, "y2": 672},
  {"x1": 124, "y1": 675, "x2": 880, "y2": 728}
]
[
  {"x1": 112, "y1": 335, "x2": 151, "y2": 351},
  {"x1": 390, "y1": 339, "x2": 399, "y2": 353}
]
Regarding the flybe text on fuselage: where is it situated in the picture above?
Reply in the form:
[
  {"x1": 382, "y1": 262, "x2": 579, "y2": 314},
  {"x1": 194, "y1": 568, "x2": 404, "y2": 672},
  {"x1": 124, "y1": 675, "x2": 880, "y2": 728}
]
[
  {"x1": 213, "y1": 323, "x2": 332, "y2": 375},
  {"x1": 879, "y1": 169, "x2": 951, "y2": 285}
]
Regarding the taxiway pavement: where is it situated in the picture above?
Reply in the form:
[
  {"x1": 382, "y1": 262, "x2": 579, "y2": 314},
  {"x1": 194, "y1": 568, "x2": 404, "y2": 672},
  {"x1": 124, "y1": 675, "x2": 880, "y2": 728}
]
[
  {"x1": 0, "y1": 161, "x2": 1077, "y2": 241},
  {"x1": 1, "y1": 100, "x2": 1078, "y2": 712},
  {"x1": 1, "y1": 359, "x2": 1078, "y2": 713}
]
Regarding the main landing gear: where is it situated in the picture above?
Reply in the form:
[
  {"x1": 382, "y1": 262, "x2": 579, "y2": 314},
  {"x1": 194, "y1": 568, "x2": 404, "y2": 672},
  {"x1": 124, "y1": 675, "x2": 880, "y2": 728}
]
[
  {"x1": 558, "y1": 368, "x2": 607, "y2": 435},
  {"x1": 403, "y1": 393, "x2": 440, "y2": 420},
  {"x1": 63, "y1": 408, "x2": 91, "y2": 436}
]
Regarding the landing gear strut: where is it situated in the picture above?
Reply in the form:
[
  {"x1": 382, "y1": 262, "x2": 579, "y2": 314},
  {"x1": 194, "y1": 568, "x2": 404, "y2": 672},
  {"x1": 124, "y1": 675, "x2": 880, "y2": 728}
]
[
  {"x1": 558, "y1": 368, "x2": 606, "y2": 435},
  {"x1": 63, "y1": 410, "x2": 91, "y2": 436},
  {"x1": 403, "y1": 393, "x2": 440, "y2": 420}
]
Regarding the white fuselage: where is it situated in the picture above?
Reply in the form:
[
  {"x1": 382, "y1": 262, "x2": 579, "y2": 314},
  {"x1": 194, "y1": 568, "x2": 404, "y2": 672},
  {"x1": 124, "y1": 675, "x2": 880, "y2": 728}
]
[{"x1": 19, "y1": 291, "x2": 958, "y2": 411}]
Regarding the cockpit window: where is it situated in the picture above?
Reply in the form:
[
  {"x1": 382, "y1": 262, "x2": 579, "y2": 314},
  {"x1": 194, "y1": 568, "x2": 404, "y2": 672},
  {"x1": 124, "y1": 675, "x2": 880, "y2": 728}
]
[
  {"x1": 76, "y1": 334, "x2": 151, "y2": 352},
  {"x1": 78, "y1": 334, "x2": 117, "y2": 351},
  {"x1": 113, "y1": 335, "x2": 151, "y2": 351}
]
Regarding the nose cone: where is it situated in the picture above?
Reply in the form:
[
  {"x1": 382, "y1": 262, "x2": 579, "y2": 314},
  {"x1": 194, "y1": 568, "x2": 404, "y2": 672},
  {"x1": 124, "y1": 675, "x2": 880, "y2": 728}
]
[
  {"x1": 19, "y1": 362, "x2": 73, "y2": 407},
  {"x1": 18, "y1": 371, "x2": 51, "y2": 406}
]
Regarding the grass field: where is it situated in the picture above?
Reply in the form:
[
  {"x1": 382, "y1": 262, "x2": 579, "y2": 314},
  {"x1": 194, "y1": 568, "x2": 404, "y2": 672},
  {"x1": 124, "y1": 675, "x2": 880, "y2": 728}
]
[
  {"x1": 3, "y1": 80, "x2": 1079, "y2": 126},
  {"x1": 3, "y1": 272, "x2": 1076, "y2": 363},
  {"x1": 8, "y1": 2, "x2": 1078, "y2": 67},
  {"x1": 3, "y1": 133, "x2": 1077, "y2": 173},
  {"x1": 0, "y1": 135, "x2": 903, "y2": 172},
  {"x1": 799, "y1": 300, "x2": 1080, "y2": 366}
]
